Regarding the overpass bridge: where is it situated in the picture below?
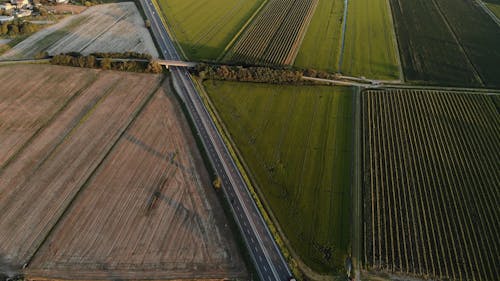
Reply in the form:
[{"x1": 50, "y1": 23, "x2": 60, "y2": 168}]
[{"x1": 156, "y1": 60, "x2": 197, "y2": 68}]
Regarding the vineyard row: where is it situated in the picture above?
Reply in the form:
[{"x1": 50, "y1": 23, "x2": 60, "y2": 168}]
[
  {"x1": 226, "y1": 0, "x2": 318, "y2": 65},
  {"x1": 362, "y1": 89, "x2": 500, "y2": 281}
]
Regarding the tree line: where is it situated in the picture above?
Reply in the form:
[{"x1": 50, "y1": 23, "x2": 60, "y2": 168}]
[
  {"x1": 50, "y1": 52, "x2": 162, "y2": 73},
  {"x1": 0, "y1": 21, "x2": 40, "y2": 37},
  {"x1": 191, "y1": 63, "x2": 340, "y2": 85}
]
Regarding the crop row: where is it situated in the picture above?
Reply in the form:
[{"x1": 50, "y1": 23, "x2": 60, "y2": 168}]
[
  {"x1": 226, "y1": 0, "x2": 318, "y2": 65},
  {"x1": 389, "y1": 0, "x2": 500, "y2": 87},
  {"x1": 362, "y1": 89, "x2": 499, "y2": 280}
]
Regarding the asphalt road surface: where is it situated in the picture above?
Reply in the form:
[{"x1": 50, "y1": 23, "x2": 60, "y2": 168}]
[{"x1": 138, "y1": 0, "x2": 293, "y2": 280}]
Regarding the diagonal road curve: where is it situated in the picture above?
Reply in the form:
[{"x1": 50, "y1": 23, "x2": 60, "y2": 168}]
[{"x1": 138, "y1": 0, "x2": 293, "y2": 280}]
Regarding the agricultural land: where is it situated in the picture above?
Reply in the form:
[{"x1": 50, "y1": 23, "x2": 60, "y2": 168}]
[
  {"x1": 485, "y1": 0, "x2": 500, "y2": 17},
  {"x1": 432, "y1": 0, "x2": 500, "y2": 87},
  {"x1": 389, "y1": 0, "x2": 500, "y2": 87},
  {"x1": 0, "y1": 65, "x2": 246, "y2": 280},
  {"x1": 294, "y1": 0, "x2": 344, "y2": 73},
  {"x1": 341, "y1": 0, "x2": 400, "y2": 80},
  {"x1": 362, "y1": 89, "x2": 500, "y2": 280},
  {"x1": 204, "y1": 80, "x2": 353, "y2": 274},
  {"x1": 1, "y1": 2, "x2": 158, "y2": 60},
  {"x1": 224, "y1": 0, "x2": 319, "y2": 65},
  {"x1": 157, "y1": 0, "x2": 263, "y2": 61}
]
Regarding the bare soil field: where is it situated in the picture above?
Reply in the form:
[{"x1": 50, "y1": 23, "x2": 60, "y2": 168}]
[
  {"x1": 47, "y1": 4, "x2": 88, "y2": 14},
  {"x1": 0, "y1": 2, "x2": 158, "y2": 60},
  {"x1": 0, "y1": 65, "x2": 97, "y2": 169},
  {"x1": 0, "y1": 65, "x2": 245, "y2": 280}
]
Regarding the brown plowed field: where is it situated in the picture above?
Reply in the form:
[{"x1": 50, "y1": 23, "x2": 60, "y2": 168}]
[
  {"x1": 0, "y1": 65, "x2": 246, "y2": 280},
  {"x1": 0, "y1": 65, "x2": 97, "y2": 169}
]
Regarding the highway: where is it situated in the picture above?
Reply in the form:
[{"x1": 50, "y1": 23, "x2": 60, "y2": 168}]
[{"x1": 138, "y1": 0, "x2": 293, "y2": 280}]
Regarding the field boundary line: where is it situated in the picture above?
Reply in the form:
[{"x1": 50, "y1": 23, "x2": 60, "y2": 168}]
[
  {"x1": 286, "y1": 0, "x2": 320, "y2": 65},
  {"x1": 23, "y1": 75, "x2": 165, "y2": 270},
  {"x1": 385, "y1": 0, "x2": 404, "y2": 82},
  {"x1": 352, "y1": 86, "x2": 363, "y2": 281},
  {"x1": 337, "y1": 0, "x2": 349, "y2": 72},
  {"x1": 0, "y1": 69, "x2": 98, "y2": 174},
  {"x1": 76, "y1": 11, "x2": 131, "y2": 53},
  {"x1": 0, "y1": 59, "x2": 50, "y2": 65},
  {"x1": 430, "y1": 0, "x2": 485, "y2": 87},
  {"x1": 21, "y1": 75, "x2": 124, "y2": 182},
  {"x1": 477, "y1": 0, "x2": 500, "y2": 27},
  {"x1": 218, "y1": 0, "x2": 269, "y2": 62}
]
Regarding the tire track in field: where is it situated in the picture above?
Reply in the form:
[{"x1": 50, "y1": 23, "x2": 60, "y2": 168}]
[{"x1": 337, "y1": 0, "x2": 348, "y2": 71}]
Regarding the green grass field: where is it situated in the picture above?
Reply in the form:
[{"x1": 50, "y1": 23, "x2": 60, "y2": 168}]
[
  {"x1": 157, "y1": 0, "x2": 263, "y2": 61},
  {"x1": 294, "y1": 0, "x2": 344, "y2": 72},
  {"x1": 204, "y1": 80, "x2": 353, "y2": 274},
  {"x1": 341, "y1": 0, "x2": 400, "y2": 80},
  {"x1": 485, "y1": 0, "x2": 500, "y2": 18}
]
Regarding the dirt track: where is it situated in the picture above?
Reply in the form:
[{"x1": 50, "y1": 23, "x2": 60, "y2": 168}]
[{"x1": 0, "y1": 65, "x2": 246, "y2": 280}]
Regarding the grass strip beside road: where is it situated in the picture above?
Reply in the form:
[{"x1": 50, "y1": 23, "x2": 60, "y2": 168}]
[{"x1": 192, "y1": 78, "x2": 302, "y2": 279}]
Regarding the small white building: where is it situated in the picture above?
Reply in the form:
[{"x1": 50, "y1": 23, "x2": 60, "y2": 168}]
[
  {"x1": 55, "y1": 0, "x2": 69, "y2": 3},
  {"x1": 0, "y1": 15, "x2": 14, "y2": 22}
]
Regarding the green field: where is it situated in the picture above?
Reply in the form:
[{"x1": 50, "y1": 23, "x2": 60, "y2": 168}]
[
  {"x1": 157, "y1": 0, "x2": 263, "y2": 61},
  {"x1": 341, "y1": 0, "x2": 400, "y2": 80},
  {"x1": 294, "y1": 0, "x2": 344, "y2": 72},
  {"x1": 485, "y1": 0, "x2": 500, "y2": 18},
  {"x1": 204, "y1": 81, "x2": 353, "y2": 274}
]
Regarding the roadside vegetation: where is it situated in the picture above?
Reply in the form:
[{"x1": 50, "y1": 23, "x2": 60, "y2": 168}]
[
  {"x1": 294, "y1": 0, "x2": 343, "y2": 73},
  {"x1": 50, "y1": 52, "x2": 162, "y2": 73},
  {"x1": 204, "y1": 80, "x2": 353, "y2": 274},
  {"x1": 341, "y1": 0, "x2": 399, "y2": 80},
  {"x1": 157, "y1": 0, "x2": 263, "y2": 61}
]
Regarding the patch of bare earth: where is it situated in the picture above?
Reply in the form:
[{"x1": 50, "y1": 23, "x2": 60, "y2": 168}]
[
  {"x1": 0, "y1": 64, "x2": 97, "y2": 168},
  {"x1": 0, "y1": 65, "x2": 246, "y2": 280},
  {"x1": 26, "y1": 82, "x2": 246, "y2": 280}
]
